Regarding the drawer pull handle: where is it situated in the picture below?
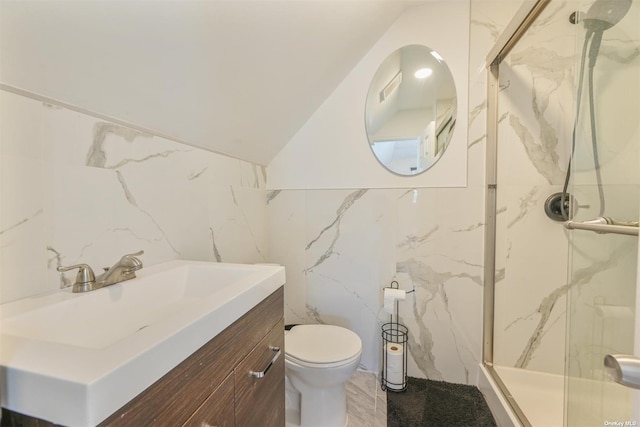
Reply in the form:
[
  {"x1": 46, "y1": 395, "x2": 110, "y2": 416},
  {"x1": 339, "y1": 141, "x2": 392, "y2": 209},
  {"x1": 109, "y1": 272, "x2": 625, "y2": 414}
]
[{"x1": 249, "y1": 346, "x2": 281, "y2": 379}]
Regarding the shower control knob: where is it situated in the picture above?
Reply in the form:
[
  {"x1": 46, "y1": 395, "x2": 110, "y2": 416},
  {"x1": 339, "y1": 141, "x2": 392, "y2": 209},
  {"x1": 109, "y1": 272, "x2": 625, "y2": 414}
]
[{"x1": 544, "y1": 192, "x2": 580, "y2": 222}]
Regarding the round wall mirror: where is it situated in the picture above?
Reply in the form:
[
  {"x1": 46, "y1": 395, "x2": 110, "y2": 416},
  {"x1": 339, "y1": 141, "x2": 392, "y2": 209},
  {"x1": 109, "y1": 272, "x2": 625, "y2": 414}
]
[{"x1": 365, "y1": 45, "x2": 457, "y2": 175}]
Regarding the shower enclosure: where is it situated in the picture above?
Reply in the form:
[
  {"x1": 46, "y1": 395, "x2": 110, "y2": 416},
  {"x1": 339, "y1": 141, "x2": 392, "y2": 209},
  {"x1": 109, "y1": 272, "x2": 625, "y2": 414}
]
[{"x1": 484, "y1": 0, "x2": 640, "y2": 426}]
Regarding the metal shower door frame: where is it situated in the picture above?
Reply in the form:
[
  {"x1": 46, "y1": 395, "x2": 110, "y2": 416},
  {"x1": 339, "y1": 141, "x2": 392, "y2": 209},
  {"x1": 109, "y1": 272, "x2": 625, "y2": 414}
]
[{"x1": 482, "y1": 1, "x2": 551, "y2": 425}]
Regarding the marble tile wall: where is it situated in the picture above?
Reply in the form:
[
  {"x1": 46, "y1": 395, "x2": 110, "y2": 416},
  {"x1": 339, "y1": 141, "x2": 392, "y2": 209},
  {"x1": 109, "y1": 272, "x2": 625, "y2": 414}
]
[
  {"x1": 267, "y1": 186, "x2": 485, "y2": 382},
  {"x1": 564, "y1": 2, "x2": 640, "y2": 412},
  {"x1": 265, "y1": 0, "x2": 493, "y2": 386},
  {"x1": 0, "y1": 89, "x2": 268, "y2": 304},
  {"x1": 266, "y1": 0, "x2": 526, "y2": 387},
  {"x1": 267, "y1": 0, "x2": 484, "y2": 386},
  {"x1": 491, "y1": 0, "x2": 576, "y2": 374}
]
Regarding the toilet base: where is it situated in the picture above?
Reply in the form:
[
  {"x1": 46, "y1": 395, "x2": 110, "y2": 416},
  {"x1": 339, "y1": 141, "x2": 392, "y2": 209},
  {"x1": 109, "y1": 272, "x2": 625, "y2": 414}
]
[
  {"x1": 301, "y1": 384, "x2": 348, "y2": 427},
  {"x1": 285, "y1": 411, "x2": 347, "y2": 427},
  {"x1": 285, "y1": 376, "x2": 301, "y2": 427},
  {"x1": 286, "y1": 378, "x2": 349, "y2": 427}
]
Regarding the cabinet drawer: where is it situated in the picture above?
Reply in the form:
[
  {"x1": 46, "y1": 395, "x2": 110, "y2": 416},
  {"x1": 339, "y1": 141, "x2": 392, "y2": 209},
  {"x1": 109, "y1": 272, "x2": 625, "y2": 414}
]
[
  {"x1": 235, "y1": 320, "x2": 285, "y2": 427},
  {"x1": 183, "y1": 373, "x2": 234, "y2": 427}
]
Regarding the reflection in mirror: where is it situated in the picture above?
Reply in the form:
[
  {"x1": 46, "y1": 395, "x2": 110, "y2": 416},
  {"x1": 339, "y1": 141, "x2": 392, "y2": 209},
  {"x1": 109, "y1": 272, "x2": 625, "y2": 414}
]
[{"x1": 365, "y1": 45, "x2": 457, "y2": 175}]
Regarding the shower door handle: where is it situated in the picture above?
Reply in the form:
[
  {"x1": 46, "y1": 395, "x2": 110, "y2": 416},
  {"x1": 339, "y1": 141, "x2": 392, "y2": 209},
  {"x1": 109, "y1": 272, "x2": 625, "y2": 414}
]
[{"x1": 604, "y1": 354, "x2": 640, "y2": 389}]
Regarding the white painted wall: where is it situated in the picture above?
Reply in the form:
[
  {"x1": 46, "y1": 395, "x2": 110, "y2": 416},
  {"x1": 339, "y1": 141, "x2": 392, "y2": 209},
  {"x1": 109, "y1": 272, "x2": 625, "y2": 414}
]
[
  {"x1": 267, "y1": 2, "x2": 469, "y2": 189},
  {"x1": 0, "y1": 1, "x2": 414, "y2": 166}
]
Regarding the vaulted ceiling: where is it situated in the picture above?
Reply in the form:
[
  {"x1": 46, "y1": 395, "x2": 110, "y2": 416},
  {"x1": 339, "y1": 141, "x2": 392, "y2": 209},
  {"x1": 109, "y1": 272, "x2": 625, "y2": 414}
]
[{"x1": 1, "y1": 0, "x2": 433, "y2": 165}]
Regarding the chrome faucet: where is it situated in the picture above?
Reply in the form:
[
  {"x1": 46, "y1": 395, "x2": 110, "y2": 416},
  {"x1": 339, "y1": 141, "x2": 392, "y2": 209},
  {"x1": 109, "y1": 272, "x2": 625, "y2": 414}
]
[
  {"x1": 97, "y1": 250, "x2": 144, "y2": 286},
  {"x1": 57, "y1": 250, "x2": 144, "y2": 293}
]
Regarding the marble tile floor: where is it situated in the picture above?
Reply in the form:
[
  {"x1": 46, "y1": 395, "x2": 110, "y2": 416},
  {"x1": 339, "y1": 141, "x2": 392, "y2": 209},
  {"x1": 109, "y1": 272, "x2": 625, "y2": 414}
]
[{"x1": 346, "y1": 370, "x2": 387, "y2": 427}]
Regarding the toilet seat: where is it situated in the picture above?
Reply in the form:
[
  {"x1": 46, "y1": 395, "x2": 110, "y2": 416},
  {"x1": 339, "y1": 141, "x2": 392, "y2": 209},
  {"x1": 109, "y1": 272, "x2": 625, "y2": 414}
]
[
  {"x1": 285, "y1": 324, "x2": 362, "y2": 368},
  {"x1": 285, "y1": 350, "x2": 362, "y2": 369}
]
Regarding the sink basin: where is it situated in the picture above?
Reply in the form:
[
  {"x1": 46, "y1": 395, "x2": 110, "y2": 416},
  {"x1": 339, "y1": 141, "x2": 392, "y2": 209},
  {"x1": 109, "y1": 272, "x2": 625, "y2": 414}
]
[
  {"x1": 0, "y1": 260, "x2": 285, "y2": 426},
  {"x1": 3, "y1": 263, "x2": 262, "y2": 349}
]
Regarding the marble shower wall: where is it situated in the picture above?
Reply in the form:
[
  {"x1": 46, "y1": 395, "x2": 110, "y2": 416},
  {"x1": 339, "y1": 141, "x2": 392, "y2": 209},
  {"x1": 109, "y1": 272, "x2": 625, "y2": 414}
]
[
  {"x1": 492, "y1": 0, "x2": 640, "y2": 378},
  {"x1": 0, "y1": 89, "x2": 268, "y2": 304},
  {"x1": 492, "y1": 0, "x2": 577, "y2": 375},
  {"x1": 564, "y1": 0, "x2": 640, "y2": 390}
]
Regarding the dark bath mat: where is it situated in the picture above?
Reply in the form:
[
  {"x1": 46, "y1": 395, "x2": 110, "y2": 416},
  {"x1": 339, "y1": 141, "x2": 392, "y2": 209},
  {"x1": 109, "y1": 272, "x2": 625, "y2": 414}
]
[{"x1": 387, "y1": 377, "x2": 497, "y2": 427}]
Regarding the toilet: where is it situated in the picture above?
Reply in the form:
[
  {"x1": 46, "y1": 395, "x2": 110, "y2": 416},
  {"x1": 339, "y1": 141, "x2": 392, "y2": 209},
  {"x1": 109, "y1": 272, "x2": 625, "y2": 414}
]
[{"x1": 284, "y1": 324, "x2": 362, "y2": 427}]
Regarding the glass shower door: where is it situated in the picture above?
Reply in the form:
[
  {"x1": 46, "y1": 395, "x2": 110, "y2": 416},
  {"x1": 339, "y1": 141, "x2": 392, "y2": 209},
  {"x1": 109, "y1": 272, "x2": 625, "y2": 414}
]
[
  {"x1": 564, "y1": 1, "x2": 640, "y2": 425},
  {"x1": 565, "y1": 231, "x2": 638, "y2": 426}
]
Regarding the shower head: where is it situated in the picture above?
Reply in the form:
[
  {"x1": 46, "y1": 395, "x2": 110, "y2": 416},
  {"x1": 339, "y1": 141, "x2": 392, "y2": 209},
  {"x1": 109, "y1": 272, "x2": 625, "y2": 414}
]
[
  {"x1": 583, "y1": 0, "x2": 632, "y2": 32},
  {"x1": 582, "y1": 0, "x2": 632, "y2": 67}
]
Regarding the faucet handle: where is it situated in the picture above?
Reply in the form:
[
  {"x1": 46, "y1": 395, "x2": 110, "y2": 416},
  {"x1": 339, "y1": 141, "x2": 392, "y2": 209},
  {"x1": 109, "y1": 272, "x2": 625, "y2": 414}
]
[
  {"x1": 57, "y1": 264, "x2": 96, "y2": 287},
  {"x1": 125, "y1": 250, "x2": 144, "y2": 257},
  {"x1": 121, "y1": 250, "x2": 144, "y2": 269}
]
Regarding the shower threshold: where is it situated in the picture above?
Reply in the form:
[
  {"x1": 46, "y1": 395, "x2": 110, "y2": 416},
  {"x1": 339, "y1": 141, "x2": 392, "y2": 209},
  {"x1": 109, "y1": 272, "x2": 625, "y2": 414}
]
[
  {"x1": 493, "y1": 365, "x2": 563, "y2": 427},
  {"x1": 494, "y1": 365, "x2": 635, "y2": 426}
]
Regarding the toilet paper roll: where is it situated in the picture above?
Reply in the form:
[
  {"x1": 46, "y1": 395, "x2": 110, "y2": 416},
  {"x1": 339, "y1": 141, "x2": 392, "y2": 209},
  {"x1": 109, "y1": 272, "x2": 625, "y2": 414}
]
[
  {"x1": 383, "y1": 288, "x2": 407, "y2": 314},
  {"x1": 386, "y1": 343, "x2": 405, "y2": 390}
]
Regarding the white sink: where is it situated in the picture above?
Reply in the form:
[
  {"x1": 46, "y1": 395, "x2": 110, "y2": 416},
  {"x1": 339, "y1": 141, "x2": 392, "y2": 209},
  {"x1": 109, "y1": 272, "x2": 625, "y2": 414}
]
[{"x1": 0, "y1": 260, "x2": 285, "y2": 426}]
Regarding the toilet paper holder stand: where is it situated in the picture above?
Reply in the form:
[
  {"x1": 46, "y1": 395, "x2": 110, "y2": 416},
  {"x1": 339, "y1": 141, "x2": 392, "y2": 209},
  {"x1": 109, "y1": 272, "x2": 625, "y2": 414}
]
[{"x1": 381, "y1": 281, "x2": 412, "y2": 392}]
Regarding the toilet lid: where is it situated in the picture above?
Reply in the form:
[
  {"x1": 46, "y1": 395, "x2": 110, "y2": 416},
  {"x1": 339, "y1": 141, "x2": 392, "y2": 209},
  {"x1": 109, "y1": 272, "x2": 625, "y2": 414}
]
[{"x1": 285, "y1": 324, "x2": 362, "y2": 365}]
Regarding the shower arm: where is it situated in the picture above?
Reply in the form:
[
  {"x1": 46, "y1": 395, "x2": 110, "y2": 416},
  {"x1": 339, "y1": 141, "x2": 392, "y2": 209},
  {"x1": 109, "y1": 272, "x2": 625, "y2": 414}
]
[{"x1": 565, "y1": 217, "x2": 639, "y2": 236}]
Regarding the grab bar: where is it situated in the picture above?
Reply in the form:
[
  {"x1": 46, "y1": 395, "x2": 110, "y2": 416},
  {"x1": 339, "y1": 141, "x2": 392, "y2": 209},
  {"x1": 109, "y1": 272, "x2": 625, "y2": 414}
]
[{"x1": 565, "y1": 217, "x2": 639, "y2": 236}]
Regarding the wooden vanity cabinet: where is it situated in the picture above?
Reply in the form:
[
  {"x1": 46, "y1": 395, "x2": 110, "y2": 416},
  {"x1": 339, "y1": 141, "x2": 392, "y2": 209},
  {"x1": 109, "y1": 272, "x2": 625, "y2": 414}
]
[
  {"x1": 183, "y1": 372, "x2": 235, "y2": 427},
  {"x1": 184, "y1": 321, "x2": 285, "y2": 427}
]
